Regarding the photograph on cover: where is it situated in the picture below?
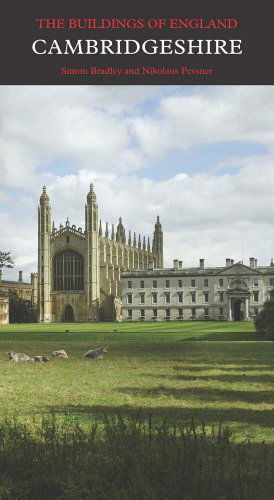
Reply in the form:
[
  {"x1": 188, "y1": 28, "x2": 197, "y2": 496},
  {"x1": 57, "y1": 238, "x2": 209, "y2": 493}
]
[
  {"x1": 1, "y1": 84, "x2": 274, "y2": 324},
  {"x1": 2, "y1": 85, "x2": 274, "y2": 496},
  {"x1": 2, "y1": 1, "x2": 274, "y2": 497}
]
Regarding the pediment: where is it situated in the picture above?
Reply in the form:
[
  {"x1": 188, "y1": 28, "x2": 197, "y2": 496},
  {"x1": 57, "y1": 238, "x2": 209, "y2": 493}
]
[{"x1": 215, "y1": 263, "x2": 261, "y2": 276}]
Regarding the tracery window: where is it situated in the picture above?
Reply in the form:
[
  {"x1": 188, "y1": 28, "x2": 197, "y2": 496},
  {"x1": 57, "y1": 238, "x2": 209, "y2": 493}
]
[{"x1": 53, "y1": 251, "x2": 84, "y2": 291}]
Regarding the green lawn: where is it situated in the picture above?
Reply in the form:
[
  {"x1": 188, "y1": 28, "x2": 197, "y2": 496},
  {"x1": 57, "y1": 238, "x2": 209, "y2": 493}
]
[
  {"x1": 1, "y1": 321, "x2": 274, "y2": 443},
  {"x1": 0, "y1": 320, "x2": 255, "y2": 340}
]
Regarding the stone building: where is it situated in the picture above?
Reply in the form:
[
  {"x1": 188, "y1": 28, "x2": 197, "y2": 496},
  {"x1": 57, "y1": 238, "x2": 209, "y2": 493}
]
[
  {"x1": 0, "y1": 293, "x2": 9, "y2": 324},
  {"x1": 0, "y1": 270, "x2": 37, "y2": 324},
  {"x1": 38, "y1": 184, "x2": 163, "y2": 322},
  {"x1": 121, "y1": 257, "x2": 274, "y2": 322}
]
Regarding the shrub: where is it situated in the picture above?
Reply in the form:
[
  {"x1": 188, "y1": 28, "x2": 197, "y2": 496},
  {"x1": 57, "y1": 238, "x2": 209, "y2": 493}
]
[
  {"x1": 0, "y1": 413, "x2": 274, "y2": 499},
  {"x1": 255, "y1": 299, "x2": 274, "y2": 340}
]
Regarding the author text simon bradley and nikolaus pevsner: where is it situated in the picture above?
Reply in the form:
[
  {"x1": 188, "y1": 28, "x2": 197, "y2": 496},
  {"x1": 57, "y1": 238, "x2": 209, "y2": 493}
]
[{"x1": 60, "y1": 66, "x2": 214, "y2": 76}]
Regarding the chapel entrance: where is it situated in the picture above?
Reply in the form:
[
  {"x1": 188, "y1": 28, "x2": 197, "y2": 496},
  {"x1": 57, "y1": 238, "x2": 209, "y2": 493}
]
[
  {"x1": 233, "y1": 299, "x2": 243, "y2": 321},
  {"x1": 63, "y1": 304, "x2": 74, "y2": 322}
]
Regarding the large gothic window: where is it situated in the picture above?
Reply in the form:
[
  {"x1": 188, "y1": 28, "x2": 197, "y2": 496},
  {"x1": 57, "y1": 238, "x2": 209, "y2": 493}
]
[{"x1": 53, "y1": 251, "x2": 84, "y2": 291}]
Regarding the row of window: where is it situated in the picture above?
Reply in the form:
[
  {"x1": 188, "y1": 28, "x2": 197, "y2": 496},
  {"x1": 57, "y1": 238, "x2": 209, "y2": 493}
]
[
  {"x1": 127, "y1": 278, "x2": 222, "y2": 289},
  {"x1": 128, "y1": 291, "x2": 207, "y2": 304},
  {"x1": 248, "y1": 291, "x2": 274, "y2": 302},
  {"x1": 126, "y1": 291, "x2": 262, "y2": 304},
  {"x1": 126, "y1": 307, "x2": 222, "y2": 318},
  {"x1": 126, "y1": 306, "x2": 260, "y2": 319},
  {"x1": 127, "y1": 278, "x2": 274, "y2": 290}
]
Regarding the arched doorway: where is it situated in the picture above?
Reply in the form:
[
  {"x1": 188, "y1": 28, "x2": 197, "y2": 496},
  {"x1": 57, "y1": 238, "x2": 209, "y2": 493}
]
[
  {"x1": 63, "y1": 304, "x2": 74, "y2": 322},
  {"x1": 234, "y1": 299, "x2": 243, "y2": 321}
]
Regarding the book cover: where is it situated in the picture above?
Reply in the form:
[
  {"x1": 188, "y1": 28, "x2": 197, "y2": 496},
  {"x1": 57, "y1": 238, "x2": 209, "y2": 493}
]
[{"x1": 1, "y1": 0, "x2": 274, "y2": 498}]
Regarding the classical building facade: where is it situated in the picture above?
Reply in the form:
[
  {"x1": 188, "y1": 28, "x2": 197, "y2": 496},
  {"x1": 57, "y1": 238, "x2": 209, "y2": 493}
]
[
  {"x1": 0, "y1": 270, "x2": 37, "y2": 324},
  {"x1": 0, "y1": 293, "x2": 9, "y2": 324},
  {"x1": 121, "y1": 257, "x2": 274, "y2": 322},
  {"x1": 38, "y1": 184, "x2": 163, "y2": 322}
]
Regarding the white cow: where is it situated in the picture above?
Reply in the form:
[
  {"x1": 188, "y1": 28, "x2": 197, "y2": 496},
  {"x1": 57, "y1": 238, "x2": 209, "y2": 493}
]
[
  {"x1": 28, "y1": 356, "x2": 49, "y2": 363},
  {"x1": 8, "y1": 351, "x2": 30, "y2": 362},
  {"x1": 52, "y1": 350, "x2": 68, "y2": 359},
  {"x1": 84, "y1": 347, "x2": 108, "y2": 359}
]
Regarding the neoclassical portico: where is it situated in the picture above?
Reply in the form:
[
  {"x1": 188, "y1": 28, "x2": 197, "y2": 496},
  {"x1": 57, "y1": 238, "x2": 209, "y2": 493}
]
[{"x1": 227, "y1": 279, "x2": 250, "y2": 321}]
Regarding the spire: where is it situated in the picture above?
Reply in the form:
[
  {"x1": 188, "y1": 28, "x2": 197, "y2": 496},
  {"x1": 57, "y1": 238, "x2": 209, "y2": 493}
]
[
  {"x1": 133, "y1": 232, "x2": 137, "y2": 247},
  {"x1": 87, "y1": 182, "x2": 97, "y2": 203},
  {"x1": 105, "y1": 222, "x2": 109, "y2": 239},
  {"x1": 143, "y1": 236, "x2": 146, "y2": 251},
  {"x1": 85, "y1": 181, "x2": 98, "y2": 233},
  {"x1": 52, "y1": 221, "x2": 55, "y2": 231},
  {"x1": 111, "y1": 224, "x2": 115, "y2": 240},
  {"x1": 153, "y1": 214, "x2": 163, "y2": 268},
  {"x1": 147, "y1": 237, "x2": 151, "y2": 252},
  {"x1": 40, "y1": 185, "x2": 50, "y2": 203},
  {"x1": 128, "y1": 230, "x2": 132, "y2": 246},
  {"x1": 116, "y1": 217, "x2": 126, "y2": 243},
  {"x1": 39, "y1": 185, "x2": 51, "y2": 234},
  {"x1": 66, "y1": 217, "x2": 70, "y2": 227},
  {"x1": 138, "y1": 234, "x2": 141, "y2": 249},
  {"x1": 99, "y1": 219, "x2": 103, "y2": 236},
  {"x1": 155, "y1": 215, "x2": 162, "y2": 230}
]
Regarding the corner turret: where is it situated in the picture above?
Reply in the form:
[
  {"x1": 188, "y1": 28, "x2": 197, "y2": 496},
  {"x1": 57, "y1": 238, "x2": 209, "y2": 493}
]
[{"x1": 153, "y1": 215, "x2": 163, "y2": 268}]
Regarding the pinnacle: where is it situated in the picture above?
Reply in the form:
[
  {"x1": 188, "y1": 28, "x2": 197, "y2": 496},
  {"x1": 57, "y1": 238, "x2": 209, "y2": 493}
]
[
  {"x1": 87, "y1": 182, "x2": 97, "y2": 202},
  {"x1": 40, "y1": 185, "x2": 50, "y2": 203}
]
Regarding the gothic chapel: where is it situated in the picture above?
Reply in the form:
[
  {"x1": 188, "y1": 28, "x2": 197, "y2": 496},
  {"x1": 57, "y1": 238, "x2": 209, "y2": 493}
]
[{"x1": 38, "y1": 184, "x2": 163, "y2": 322}]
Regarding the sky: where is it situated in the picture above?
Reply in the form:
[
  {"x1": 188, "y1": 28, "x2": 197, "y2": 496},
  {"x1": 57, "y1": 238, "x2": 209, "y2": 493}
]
[{"x1": 1, "y1": 85, "x2": 274, "y2": 282}]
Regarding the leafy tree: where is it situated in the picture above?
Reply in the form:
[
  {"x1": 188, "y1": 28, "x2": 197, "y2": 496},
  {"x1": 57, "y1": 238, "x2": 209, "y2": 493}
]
[
  {"x1": 0, "y1": 251, "x2": 15, "y2": 270},
  {"x1": 255, "y1": 298, "x2": 274, "y2": 340},
  {"x1": 9, "y1": 292, "x2": 30, "y2": 323}
]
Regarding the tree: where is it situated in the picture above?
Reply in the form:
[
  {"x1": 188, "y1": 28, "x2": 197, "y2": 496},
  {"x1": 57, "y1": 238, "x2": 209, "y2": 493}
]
[
  {"x1": 254, "y1": 298, "x2": 274, "y2": 340},
  {"x1": 9, "y1": 292, "x2": 30, "y2": 323},
  {"x1": 0, "y1": 251, "x2": 15, "y2": 300},
  {"x1": 0, "y1": 251, "x2": 15, "y2": 270}
]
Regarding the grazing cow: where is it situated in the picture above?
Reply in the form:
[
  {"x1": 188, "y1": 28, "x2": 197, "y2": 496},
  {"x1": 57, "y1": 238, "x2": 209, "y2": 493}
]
[
  {"x1": 8, "y1": 351, "x2": 30, "y2": 362},
  {"x1": 28, "y1": 356, "x2": 49, "y2": 363},
  {"x1": 52, "y1": 350, "x2": 68, "y2": 359},
  {"x1": 84, "y1": 347, "x2": 108, "y2": 359}
]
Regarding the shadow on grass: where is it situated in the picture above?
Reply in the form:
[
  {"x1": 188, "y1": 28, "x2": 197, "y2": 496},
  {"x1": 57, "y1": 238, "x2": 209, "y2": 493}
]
[
  {"x1": 45, "y1": 403, "x2": 274, "y2": 429},
  {"x1": 172, "y1": 364, "x2": 272, "y2": 372},
  {"x1": 115, "y1": 385, "x2": 274, "y2": 404},
  {"x1": 171, "y1": 373, "x2": 274, "y2": 383},
  {"x1": 183, "y1": 331, "x2": 260, "y2": 341},
  {"x1": 0, "y1": 330, "x2": 259, "y2": 343}
]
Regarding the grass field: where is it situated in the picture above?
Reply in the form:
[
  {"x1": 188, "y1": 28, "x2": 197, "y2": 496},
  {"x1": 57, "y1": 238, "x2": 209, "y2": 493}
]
[{"x1": 1, "y1": 321, "x2": 274, "y2": 443}]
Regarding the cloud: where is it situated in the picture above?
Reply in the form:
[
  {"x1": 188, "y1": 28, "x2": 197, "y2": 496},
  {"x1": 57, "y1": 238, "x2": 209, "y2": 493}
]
[
  {"x1": 1, "y1": 85, "x2": 274, "y2": 192},
  {"x1": 0, "y1": 86, "x2": 168, "y2": 191},
  {"x1": 4, "y1": 152, "x2": 274, "y2": 282},
  {"x1": 130, "y1": 86, "x2": 274, "y2": 157},
  {"x1": 1, "y1": 85, "x2": 274, "y2": 282}
]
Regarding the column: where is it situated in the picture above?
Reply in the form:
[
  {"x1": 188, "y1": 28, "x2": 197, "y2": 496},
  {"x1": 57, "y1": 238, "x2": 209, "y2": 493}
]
[
  {"x1": 244, "y1": 296, "x2": 250, "y2": 321},
  {"x1": 228, "y1": 296, "x2": 233, "y2": 321}
]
